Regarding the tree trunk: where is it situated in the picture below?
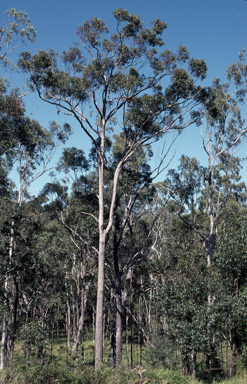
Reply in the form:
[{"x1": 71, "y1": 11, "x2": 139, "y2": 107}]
[
  {"x1": 9, "y1": 279, "x2": 19, "y2": 369},
  {"x1": 1, "y1": 273, "x2": 9, "y2": 370},
  {"x1": 113, "y1": 219, "x2": 123, "y2": 366},
  {"x1": 65, "y1": 281, "x2": 71, "y2": 348},
  {"x1": 71, "y1": 278, "x2": 89, "y2": 352},
  {"x1": 126, "y1": 314, "x2": 129, "y2": 365},
  {"x1": 95, "y1": 230, "x2": 105, "y2": 368},
  {"x1": 92, "y1": 308, "x2": 95, "y2": 365},
  {"x1": 0, "y1": 317, "x2": 8, "y2": 370},
  {"x1": 1, "y1": 218, "x2": 16, "y2": 371},
  {"x1": 131, "y1": 293, "x2": 133, "y2": 368},
  {"x1": 191, "y1": 351, "x2": 197, "y2": 377},
  {"x1": 115, "y1": 286, "x2": 122, "y2": 367},
  {"x1": 95, "y1": 156, "x2": 106, "y2": 369},
  {"x1": 230, "y1": 337, "x2": 241, "y2": 377},
  {"x1": 25, "y1": 310, "x2": 31, "y2": 366},
  {"x1": 184, "y1": 355, "x2": 189, "y2": 376}
]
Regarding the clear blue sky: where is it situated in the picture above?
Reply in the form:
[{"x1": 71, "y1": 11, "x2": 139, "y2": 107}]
[{"x1": 1, "y1": 0, "x2": 247, "y2": 194}]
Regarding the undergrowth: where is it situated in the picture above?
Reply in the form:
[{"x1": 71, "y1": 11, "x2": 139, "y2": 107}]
[{"x1": 0, "y1": 364, "x2": 247, "y2": 384}]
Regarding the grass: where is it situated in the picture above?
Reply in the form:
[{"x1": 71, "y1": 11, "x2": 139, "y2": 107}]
[
  {"x1": 1, "y1": 364, "x2": 247, "y2": 384},
  {"x1": 0, "y1": 364, "x2": 204, "y2": 384},
  {"x1": 1, "y1": 335, "x2": 247, "y2": 383}
]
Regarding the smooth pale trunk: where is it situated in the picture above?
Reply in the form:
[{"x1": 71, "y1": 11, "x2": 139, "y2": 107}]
[
  {"x1": 65, "y1": 281, "x2": 71, "y2": 347},
  {"x1": 113, "y1": 221, "x2": 123, "y2": 366},
  {"x1": 72, "y1": 283, "x2": 88, "y2": 352},
  {"x1": 9, "y1": 281, "x2": 19, "y2": 368},
  {"x1": 95, "y1": 136, "x2": 123, "y2": 369},
  {"x1": 95, "y1": 233, "x2": 105, "y2": 368},
  {"x1": 191, "y1": 352, "x2": 196, "y2": 377},
  {"x1": 0, "y1": 317, "x2": 7, "y2": 370},
  {"x1": 1, "y1": 277, "x2": 9, "y2": 369},
  {"x1": 1, "y1": 219, "x2": 15, "y2": 370},
  {"x1": 115, "y1": 272, "x2": 123, "y2": 366},
  {"x1": 95, "y1": 159, "x2": 105, "y2": 369}
]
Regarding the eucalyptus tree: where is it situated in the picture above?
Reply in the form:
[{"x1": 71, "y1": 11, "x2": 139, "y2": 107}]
[
  {"x1": 156, "y1": 240, "x2": 209, "y2": 377},
  {"x1": 166, "y1": 54, "x2": 247, "y2": 294},
  {"x1": 0, "y1": 120, "x2": 71, "y2": 370},
  {"x1": 214, "y1": 203, "x2": 247, "y2": 375},
  {"x1": 0, "y1": 9, "x2": 37, "y2": 369},
  {"x1": 0, "y1": 8, "x2": 35, "y2": 69},
  {"x1": 160, "y1": 56, "x2": 247, "y2": 373},
  {"x1": 165, "y1": 153, "x2": 247, "y2": 366},
  {"x1": 0, "y1": 8, "x2": 36, "y2": 198},
  {"x1": 18, "y1": 8, "x2": 207, "y2": 367},
  {"x1": 0, "y1": 8, "x2": 74, "y2": 369}
]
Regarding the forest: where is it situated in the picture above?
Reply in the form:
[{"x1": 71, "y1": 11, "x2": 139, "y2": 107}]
[{"x1": 1, "y1": 6, "x2": 247, "y2": 384}]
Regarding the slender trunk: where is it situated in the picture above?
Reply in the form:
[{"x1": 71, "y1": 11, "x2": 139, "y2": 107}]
[
  {"x1": 131, "y1": 292, "x2": 133, "y2": 368},
  {"x1": 206, "y1": 169, "x2": 214, "y2": 368},
  {"x1": 71, "y1": 286, "x2": 76, "y2": 342},
  {"x1": 9, "y1": 279, "x2": 19, "y2": 369},
  {"x1": 92, "y1": 309, "x2": 95, "y2": 365},
  {"x1": 51, "y1": 324, "x2": 53, "y2": 363},
  {"x1": 126, "y1": 314, "x2": 129, "y2": 365},
  {"x1": 95, "y1": 156, "x2": 106, "y2": 369},
  {"x1": 72, "y1": 278, "x2": 89, "y2": 353},
  {"x1": 138, "y1": 296, "x2": 142, "y2": 366},
  {"x1": 0, "y1": 316, "x2": 8, "y2": 370},
  {"x1": 115, "y1": 285, "x2": 122, "y2": 366},
  {"x1": 95, "y1": 232, "x2": 105, "y2": 368},
  {"x1": 65, "y1": 281, "x2": 71, "y2": 348},
  {"x1": 94, "y1": 118, "x2": 124, "y2": 368},
  {"x1": 109, "y1": 288, "x2": 116, "y2": 365},
  {"x1": 37, "y1": 326, "x2": 44, "y2": 362},
  {"x1": 1, "y1": 273, "x2": 9, "y2": 370},
  {"x1": 148, "y1": 288, "x2": 152, "y2": 332},
  {"x1": 113, "y1": 220, "x2": 123, "y2": 366},
  {"x1": 230, "y1": 337, "x2": 240, "y2": 377},
  {"x1": 184, "y1": 355, "x2": 189, "y2": 376},
  {"x1": 191, "y1": 351, "x2": 196, "y2": 377},
  {"x1": 25, "y1": 310, "x2": 31, "y2": 366},
  {"x1": 207, "y1": 169, "x2": 213, "y2": 305},
  {"x1": 200, "y1": 352, "x2": 204, "y2": 375},
  {"x1": 1, "y1": 217, "x2": 16, "y2": 371}
]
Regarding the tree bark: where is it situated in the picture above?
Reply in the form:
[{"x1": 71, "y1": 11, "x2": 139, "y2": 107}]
[
  {"x1": 95, "y1": 154, "x2": 105, "y2": 369},
  {"x1": 184, "y1": 355, "x2": 189, "y2": 376},
  {"x1": 115, "y1": 274, "x2": 123, "y2": 366},
  {"x1": 72, "y1": 278, "x2": 89, "y2": 353},
  {"x1": 65, "y1": 281, "x2": 71, "y2": 348},
  {"x1": 1, "y1": 217, "x2": 15, "y2": 370},
  {"x1": 0, "y1": 317, "x2": 8, "y2": 370},
  {"x1": 113, "y1": 219, "x2": 123, "y2": 366},
  {"x1": 191, "y1": 351, "x2": 197, "y2": 377},
  {"x1": 9, "y1": 279, "x2": 19, "y2": 369}
]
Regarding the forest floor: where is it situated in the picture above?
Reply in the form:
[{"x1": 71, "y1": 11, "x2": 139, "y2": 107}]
[
  {"x1": 0, "y1": 337, "x2": 247, "y2": 383},
  {"x1": 0, "y1": 364, "x2": 247, "y2": 384}
]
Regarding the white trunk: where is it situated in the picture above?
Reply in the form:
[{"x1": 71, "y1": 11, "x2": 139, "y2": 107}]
[
  {"x1": 72, "y1": 281, "x2": 89, "y2": 352},
  {"x1": 0, "y1": 218, "x2": 15, "y2": 370},
  {"x1": 65, "y1": 280, "x2": 71, "y2": 347},
  {"x1": 95, "y1": 153, "x2": 105, "y2": 369}
]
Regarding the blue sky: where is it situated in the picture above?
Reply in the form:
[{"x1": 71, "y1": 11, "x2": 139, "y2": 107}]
[{"x1": 1, "y1": 0, "x2": 247, "y2": 194}]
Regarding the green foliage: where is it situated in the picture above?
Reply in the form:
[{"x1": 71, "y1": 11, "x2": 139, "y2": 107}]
[
  {"x1": 156, "y1": 246, "x2": 209, "y2": 357},
  {"x1": 0, "y1": 8, "x2": 36, "y2": 69},
  {"x1": 0, "y1": 364, "x2": 205, "y2": 384},
  {"x1": 18, "y1": 320, "x2": 49, "y2": 358},
  {"x1": 18, "y1": 7, "x2": 208, "y2": 156}
]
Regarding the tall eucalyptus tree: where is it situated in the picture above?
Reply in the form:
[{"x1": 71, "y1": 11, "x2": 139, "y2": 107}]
[{"x1": 18, "y1": 8, "x2": 207, "y2": 367}]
